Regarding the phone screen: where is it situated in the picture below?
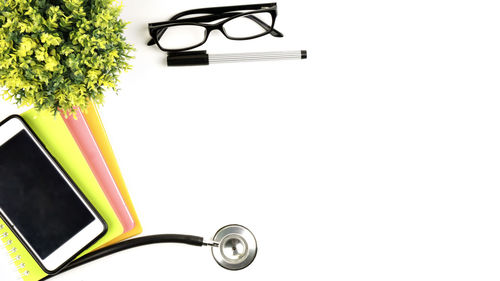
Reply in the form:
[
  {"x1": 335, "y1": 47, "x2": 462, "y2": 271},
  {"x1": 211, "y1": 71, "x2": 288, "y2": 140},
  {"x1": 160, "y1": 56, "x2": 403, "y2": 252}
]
[{"x1": 0, "y1": 130, "x2": 94, "y2": 259}]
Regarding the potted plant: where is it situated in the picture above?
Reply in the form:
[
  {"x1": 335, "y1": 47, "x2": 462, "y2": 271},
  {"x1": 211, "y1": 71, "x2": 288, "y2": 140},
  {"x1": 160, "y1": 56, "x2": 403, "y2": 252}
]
[{"x1": 0, "y1": 0, "x2": 133, "y2": 113}]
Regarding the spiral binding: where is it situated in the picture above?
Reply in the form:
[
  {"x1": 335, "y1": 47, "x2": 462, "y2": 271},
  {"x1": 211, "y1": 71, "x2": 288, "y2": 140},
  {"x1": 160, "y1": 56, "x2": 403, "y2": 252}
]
[{"x1": 1, "y1": 223, "x2": 30, "y2": 280}]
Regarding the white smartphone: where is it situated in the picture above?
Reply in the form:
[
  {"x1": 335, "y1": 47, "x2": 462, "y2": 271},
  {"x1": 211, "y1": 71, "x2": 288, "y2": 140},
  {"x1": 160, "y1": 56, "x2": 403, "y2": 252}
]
[{"x1": 0, "y1": 115, "x2": 107, "y2": 274}]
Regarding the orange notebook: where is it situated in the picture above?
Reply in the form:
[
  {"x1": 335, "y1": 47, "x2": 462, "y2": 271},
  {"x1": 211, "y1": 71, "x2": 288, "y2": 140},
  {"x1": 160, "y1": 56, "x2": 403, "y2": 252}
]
[{"x1": 83, "y1": 101, "x2": 142, "y2": 246}]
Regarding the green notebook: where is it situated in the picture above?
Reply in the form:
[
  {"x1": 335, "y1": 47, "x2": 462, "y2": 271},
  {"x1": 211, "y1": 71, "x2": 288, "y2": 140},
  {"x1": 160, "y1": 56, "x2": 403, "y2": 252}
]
[{"x1": 0, "y1": 110, "x2": 123, "y2": 280}]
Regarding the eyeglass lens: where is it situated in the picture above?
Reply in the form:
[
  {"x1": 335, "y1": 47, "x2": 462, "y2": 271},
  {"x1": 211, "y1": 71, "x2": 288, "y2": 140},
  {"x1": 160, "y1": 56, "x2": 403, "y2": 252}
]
[
  {"x1": 158, "y1": 25, "x2": 207, "y2": 50},
  {"x1": 223, "y1": 12, "x2": 273, "y2": 39}
]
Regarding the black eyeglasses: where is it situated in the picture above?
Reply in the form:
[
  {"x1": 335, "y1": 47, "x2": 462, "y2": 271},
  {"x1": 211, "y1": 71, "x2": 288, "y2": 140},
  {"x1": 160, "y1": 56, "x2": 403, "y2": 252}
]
[{"x1": 148, "y1": 3, "x2": 283, "y2": 52}]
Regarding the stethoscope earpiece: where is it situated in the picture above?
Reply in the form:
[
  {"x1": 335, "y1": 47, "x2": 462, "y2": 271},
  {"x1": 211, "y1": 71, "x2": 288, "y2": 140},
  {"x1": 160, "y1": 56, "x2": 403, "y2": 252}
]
[{"x1": 211, "y1": 225, "x2": 257, "y2": 270}]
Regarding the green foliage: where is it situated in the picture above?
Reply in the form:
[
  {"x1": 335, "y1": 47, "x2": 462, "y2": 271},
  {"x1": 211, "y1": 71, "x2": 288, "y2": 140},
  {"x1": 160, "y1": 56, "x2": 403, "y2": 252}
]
[{"x1": 0, "y1": 0, "x2": 133, "y2": 113}]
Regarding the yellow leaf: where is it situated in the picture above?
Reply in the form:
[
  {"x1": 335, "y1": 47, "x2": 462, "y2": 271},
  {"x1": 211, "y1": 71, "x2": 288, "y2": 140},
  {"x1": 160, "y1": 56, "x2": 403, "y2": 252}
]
[
  {"x1": 40, "y1": 33, "x2": 62, "y2": 46},
  {"x1": 35, "y1": 49, "x2": 47, "y2": 61},
  {"x1": 44, "y1": 56, "x2": 59, "y2": 71},
  {"x1": 16, "y1": 37, "x2": 37, "y2": 57}
]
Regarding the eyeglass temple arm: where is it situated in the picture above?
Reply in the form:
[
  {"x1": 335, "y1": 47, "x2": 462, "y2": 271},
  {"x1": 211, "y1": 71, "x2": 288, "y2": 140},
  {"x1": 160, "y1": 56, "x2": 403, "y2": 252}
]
[
  {"x1": 166, "y1": 3, "x2": 277, "y2": 19},
  {"x1": 147, "y1": 4, "x2": 282, "y2": 46}
]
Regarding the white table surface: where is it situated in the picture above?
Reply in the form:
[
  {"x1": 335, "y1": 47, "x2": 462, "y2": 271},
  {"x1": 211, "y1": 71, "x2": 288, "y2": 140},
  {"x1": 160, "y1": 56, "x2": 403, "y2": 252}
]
[{"x1": 1, "y1": 0, "x2": 500, "y2": 280}]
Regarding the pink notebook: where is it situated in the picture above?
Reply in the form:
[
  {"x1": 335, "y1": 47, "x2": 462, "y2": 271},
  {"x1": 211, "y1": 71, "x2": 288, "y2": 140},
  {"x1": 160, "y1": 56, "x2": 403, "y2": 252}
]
[{"x1": 60, "y1": 109, "x2": 135, "y2": 233}]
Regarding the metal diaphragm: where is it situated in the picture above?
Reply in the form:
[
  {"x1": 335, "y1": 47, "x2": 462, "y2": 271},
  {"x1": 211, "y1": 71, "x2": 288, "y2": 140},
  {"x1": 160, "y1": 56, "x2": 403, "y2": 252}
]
[{"x1": 211, "y1": 225, "x2": 257, "y2": 270}]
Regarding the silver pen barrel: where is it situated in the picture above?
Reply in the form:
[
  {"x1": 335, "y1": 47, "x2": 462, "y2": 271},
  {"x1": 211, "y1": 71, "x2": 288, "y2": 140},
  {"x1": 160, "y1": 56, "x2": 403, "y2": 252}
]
[{"x1": 209, "y1": 50, "x2": 307, "y2": 64}]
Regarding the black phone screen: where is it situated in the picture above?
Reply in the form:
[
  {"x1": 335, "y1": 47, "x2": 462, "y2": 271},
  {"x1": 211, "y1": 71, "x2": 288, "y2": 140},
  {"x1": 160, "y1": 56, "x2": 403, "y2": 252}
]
[{"x1": 0, "y1": 130, "x2": 94, "y2": 259}]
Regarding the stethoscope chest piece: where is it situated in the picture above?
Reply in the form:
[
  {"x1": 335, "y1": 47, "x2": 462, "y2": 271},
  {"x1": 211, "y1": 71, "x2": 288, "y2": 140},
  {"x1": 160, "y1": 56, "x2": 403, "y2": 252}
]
[{"x1": 211, "y1": 224, "x2": 257, "y2": 270}]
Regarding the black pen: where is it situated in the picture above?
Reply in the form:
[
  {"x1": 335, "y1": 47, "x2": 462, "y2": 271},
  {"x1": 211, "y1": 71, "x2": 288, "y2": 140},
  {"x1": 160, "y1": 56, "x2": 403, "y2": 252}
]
[{"x1": 167, "y1": 50, "x2": 307, "y2": 67}]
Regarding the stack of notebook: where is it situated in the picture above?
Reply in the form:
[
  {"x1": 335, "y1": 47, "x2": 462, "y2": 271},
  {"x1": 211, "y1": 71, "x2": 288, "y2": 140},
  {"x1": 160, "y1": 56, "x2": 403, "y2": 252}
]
[{"x1": 0, "y1": 101, "x2": 142, "y2": 281}]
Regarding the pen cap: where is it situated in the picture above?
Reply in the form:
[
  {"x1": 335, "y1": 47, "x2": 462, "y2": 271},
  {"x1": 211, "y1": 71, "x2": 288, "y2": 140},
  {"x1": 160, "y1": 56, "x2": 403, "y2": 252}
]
[{"x1": 167, "y1": 51, "x2": 209, "y2": 66}]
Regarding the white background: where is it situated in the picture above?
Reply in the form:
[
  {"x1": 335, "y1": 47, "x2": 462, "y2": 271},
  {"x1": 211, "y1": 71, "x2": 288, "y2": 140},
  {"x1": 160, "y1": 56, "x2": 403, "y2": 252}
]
[{"x1": 1, "y1": 0, "x2": 500, "y2": 280}]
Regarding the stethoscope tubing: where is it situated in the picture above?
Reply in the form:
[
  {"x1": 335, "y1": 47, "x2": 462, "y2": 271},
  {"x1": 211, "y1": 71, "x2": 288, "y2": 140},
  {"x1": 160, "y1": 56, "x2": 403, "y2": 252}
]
[{"x1": 41, "y1": 234, "x2": 205, "y2": 280}]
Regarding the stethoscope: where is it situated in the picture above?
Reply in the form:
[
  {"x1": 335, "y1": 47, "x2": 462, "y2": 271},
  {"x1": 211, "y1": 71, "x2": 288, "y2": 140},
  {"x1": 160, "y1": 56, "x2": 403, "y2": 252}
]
[{"x1": 43, "y1": 224, "x2": 257, "y2": 279}]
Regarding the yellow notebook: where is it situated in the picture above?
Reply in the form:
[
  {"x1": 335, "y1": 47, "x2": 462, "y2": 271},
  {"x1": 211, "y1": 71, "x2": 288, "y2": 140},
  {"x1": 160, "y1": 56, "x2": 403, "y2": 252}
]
[
  {"x1": 83, "y1": 101, "x2": 142, "y2": 246},
  {"x1": 0, "y1": 219, "x2": 46, "y2": 280},
  {"x1": 0, "y1": 110, "x2": 124, "y2": 280}
]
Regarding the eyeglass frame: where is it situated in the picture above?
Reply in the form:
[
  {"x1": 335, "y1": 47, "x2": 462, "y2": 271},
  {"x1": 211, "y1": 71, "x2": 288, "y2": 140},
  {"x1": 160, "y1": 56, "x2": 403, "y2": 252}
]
[{"x1": 147, "y1": 3, "x2": 283, "y2": 52}]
